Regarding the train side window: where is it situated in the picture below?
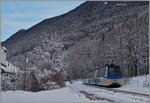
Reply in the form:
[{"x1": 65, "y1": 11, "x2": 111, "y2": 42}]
[
  {"x1": 94, "y1": 70, "x2": 97, "y2": 78},
  {"x1": 103, "y1": 67, "x2": 106, "y2": 76},
  {"x1": 102, "y1": 67, "x2": 106, "y2": 77},
  {"x1": 89, "y1": 72, "x2": 92, "y2": 78},
  {"x1": 88, "y1": 73, "x2": 90, "y2": 78},
  {"x1": 96, "y1": 69, "x2": 101, "y2": 77},
  {"x1": 92, "y1": 71, "x2": 95, "y2": 78},
  {"x1": 99, "y1": 68, "x2": 102, "y2": 76},
  {"x1": 86, "y1": 73, "x2": 88, "y2": 79},
  {"x1": 105, "y1": 66, "x2": 108, "y2": 77},
  {"x1": 87, "y1": 74, "x2": 89, "y2": 79},
  {"x1": 89, "y1": 72, "x2": 93, "y2": 78},
  {"x1": 85, "y1": 73, "x2": 87, "y2": 78},
  {"x1": 89, "y1": 72, "x2": 91, "y2": 78},
  {"x1": 100, "y1": 67, "x2": 104, "y2": 76}
]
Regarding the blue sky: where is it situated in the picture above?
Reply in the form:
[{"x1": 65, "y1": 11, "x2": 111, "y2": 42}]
[{"x1": 1, "y1": 0, "x2": 85, "y2": 42}]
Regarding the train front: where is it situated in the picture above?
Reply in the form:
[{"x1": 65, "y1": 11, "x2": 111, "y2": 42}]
[{"x1": 106, "y1": 65, "x2": 124, "y2": 87}]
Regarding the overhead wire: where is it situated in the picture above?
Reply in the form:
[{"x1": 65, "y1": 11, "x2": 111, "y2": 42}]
[
  {"x1": 5, "y1": 3, "x2": 29, "y2": 28},
  {"x1": 13, "y1": 0, "x2": 33, "y2": 26}
]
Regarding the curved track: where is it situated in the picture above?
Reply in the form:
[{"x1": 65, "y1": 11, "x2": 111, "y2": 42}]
[
  {"x1": 69, "y1": 84, "x2": 115, "y2": 102},
  {"x1": 68, "y1": 82, "x2": 149, "y2": 102},
  {"x1": 86, "y1": 84, "x2": 149, "y2": 97}
]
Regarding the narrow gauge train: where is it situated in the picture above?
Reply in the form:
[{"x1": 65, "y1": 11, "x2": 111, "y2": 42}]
[{"x1": 83, "y1": 64, "x2": 124, "y2": 87}]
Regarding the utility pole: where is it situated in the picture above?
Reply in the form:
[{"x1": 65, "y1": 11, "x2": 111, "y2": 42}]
[{"x1": 120, "y1": 37, "x2": 123, "y2": 70}]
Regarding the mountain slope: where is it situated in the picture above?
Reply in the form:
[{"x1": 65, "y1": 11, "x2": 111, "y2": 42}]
[{"x1": 2, "y1": 1, "x2": 149, "y2": 91}]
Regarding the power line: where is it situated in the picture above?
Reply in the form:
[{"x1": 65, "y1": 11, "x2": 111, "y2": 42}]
[
  {"x1": 5, "y1": 4, "x2": 29, "y2": 28},
  {"x1": 13, "y1": 0, "x2": 33, "y2": 26}
]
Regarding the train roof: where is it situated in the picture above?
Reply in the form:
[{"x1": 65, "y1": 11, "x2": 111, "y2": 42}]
[
  {"x1": 106, "y1": 64, "x2": 120, "y2": 68},
  {"x1": 85, "y1": 64, "x2": 120, "y2": 74}
]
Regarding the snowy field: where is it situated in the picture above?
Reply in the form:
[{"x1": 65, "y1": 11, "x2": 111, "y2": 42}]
[
  {"x1": 1, "y1": 82, "x2": 90, "y2": 103},
  {"x1": 1, "y1": 75, "x2": 149, "y2": 103}
]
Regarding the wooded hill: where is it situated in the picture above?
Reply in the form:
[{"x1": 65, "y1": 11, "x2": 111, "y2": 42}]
[{"x1": 2, "y1": 1, "x2": 149, "y2": 91}]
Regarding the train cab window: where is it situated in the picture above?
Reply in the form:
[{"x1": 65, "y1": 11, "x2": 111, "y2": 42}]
[{"x1": 108, "y1": 66, "x2": 122, "y2": 77}]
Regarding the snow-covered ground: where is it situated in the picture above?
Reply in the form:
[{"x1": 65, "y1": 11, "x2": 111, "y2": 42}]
[
  {"x1": 1, "y1": 82, "x2": 90, "y2": 103},
  {"x1": 1, "y1": 75, "x2": 149, "y2": 103},
  {"x1": 118, "y1": 74, "x2": 149, "y2": 94}
]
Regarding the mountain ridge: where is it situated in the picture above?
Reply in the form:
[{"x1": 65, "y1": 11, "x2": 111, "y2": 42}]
[{"x1": 1, "y1": 1, "x2": 149, "y2": 91}]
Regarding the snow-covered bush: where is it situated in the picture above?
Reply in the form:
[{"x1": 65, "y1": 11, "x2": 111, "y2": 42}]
[
  {"x1": 42, "y1": 81, "x2": 60, "y2": 90},
  {"x1": 143, "y1": 75, "x2": 149, "y2": 87},
  {"x1": 123, "y1": 74, "x2": 149, "y2": 88},
  {"x1": 1, "y1": 73, "x2": 18, "y2": 91}
]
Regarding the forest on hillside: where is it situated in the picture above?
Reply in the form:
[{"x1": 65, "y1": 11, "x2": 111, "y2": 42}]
[{"x1": 1, "y1": 1, "x2": 149, "y2": 92}]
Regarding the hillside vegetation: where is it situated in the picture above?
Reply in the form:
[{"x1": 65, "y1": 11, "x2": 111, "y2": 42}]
[{"x1": 2, "y1": 1, "x2": 149, "y2": 91}]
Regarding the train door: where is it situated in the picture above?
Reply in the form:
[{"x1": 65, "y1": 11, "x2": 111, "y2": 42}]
[
  {"x1": 90, "y1": 71, "x2": 96, "y2": 84},
  {"x1": 100, "y1": 66, "x2": 108, "y2": 85},
  {"x1": 95, "y1": 69, "x2": 101, "y2": 85},
  {"x1": 94, "y1": 70, "x2": 97, "y2": 85}
]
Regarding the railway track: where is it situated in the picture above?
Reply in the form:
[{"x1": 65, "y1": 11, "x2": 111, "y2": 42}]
[
  {"x1": 69, "y1": 85, "x2": 116, "y2": 102},
  {"x1": 86, "y1": 84, "x2": 149, "y2": 97},
  {"x1": 80, "y1": 90, "x2": 115, "y2": 102},
  {"x1": 68, "y1": 82, "x2": 149, "y2": 102}
]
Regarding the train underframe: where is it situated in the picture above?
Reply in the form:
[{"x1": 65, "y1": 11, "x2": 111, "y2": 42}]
[{"x1": 83, "y1": 78, "x2": 125, "y2": 88}]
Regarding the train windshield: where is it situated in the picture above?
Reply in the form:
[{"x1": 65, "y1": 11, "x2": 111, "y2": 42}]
[{"x1": 108, "y1": 67, "x2": 122, "y2": 77}]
